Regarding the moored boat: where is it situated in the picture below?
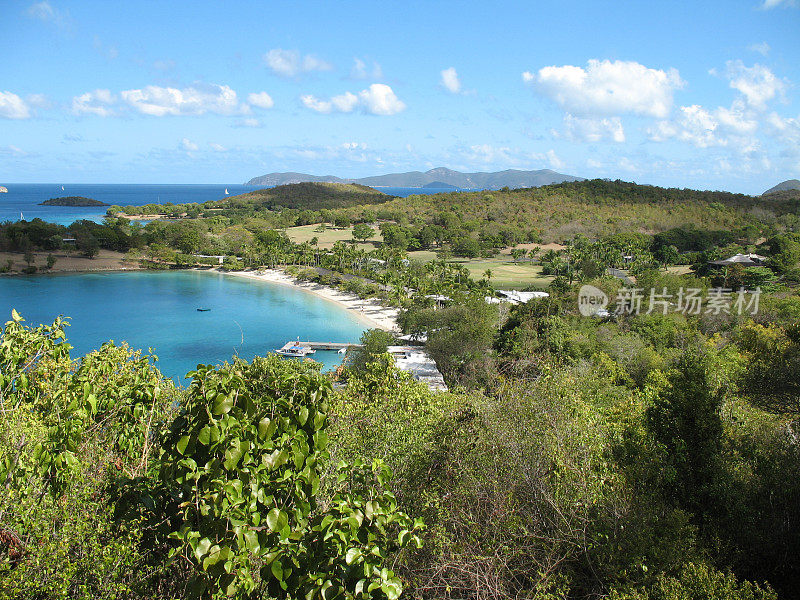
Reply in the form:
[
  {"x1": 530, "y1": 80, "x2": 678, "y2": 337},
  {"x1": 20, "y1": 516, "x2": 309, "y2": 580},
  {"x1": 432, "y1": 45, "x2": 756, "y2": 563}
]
[{"x1": 275, "y1": 340, "x2": 316, "y2": 357}]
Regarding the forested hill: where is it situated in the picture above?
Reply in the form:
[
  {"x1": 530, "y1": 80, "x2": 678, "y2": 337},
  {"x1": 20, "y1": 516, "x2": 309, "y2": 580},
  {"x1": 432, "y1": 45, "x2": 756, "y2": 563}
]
[
  {"x1": 226, "y1": 182, "x2": 391, "y2": 210},
  {"x1": 331, "y1": 178, "x2": 800, "y2": 243}
]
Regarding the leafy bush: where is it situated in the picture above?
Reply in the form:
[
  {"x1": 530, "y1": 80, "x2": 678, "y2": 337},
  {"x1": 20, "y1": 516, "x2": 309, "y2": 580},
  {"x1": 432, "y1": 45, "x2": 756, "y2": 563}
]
[{"x1": 160, "y1": 355, "x2": 422, "y2": 599}]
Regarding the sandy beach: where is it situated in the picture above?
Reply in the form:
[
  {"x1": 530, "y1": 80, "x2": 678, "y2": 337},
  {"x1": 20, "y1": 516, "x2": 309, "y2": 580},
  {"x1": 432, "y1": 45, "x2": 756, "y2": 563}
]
[{"x1": 221, "y1": 269, "x2": 400, "y2": 332}]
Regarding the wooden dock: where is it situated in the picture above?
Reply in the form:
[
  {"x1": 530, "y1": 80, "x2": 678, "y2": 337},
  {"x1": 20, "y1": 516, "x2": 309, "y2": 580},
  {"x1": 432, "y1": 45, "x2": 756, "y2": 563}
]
[{"x1": 278, "y1": 341, "x2": 363, "y2": 352}]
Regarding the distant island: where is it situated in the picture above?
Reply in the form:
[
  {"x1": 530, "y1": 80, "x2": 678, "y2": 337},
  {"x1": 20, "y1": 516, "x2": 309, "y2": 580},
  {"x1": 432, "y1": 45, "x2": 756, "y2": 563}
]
[
  {"x1": 39, "y1": 196, "x2": 109, "y2": 207},
  {"x1": 422, "y1": 181, "x2": 459, "y2": 189},
  {"x1": 246, "y1": 166, "x2": 584, "y2": 190}
]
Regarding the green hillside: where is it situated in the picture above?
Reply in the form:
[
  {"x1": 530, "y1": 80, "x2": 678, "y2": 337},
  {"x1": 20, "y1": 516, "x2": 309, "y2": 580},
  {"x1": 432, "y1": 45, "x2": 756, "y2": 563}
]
[
  {"x1": 332, "y1": 179, "x2": 799, "y2": 243},
  {"x1": 229, "y1": 182, "x2": 391, "y2": 211}
]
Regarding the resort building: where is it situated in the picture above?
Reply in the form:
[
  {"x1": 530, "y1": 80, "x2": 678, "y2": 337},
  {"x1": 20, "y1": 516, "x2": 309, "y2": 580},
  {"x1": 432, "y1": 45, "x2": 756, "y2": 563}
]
[{"x1": 387, "y1": 345, "x2": 447, "y2": 391}]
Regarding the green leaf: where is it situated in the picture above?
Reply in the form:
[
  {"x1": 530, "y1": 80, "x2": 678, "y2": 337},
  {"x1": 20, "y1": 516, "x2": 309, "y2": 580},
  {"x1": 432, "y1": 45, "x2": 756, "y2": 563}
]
[
  {"x1": 398, "y1": 530, "x2": 410, "y2": 546},
  {"x1": 266, "y1": 508, "x2": 288, "y2": 533},
  {"x1": 258, "y1": 417, "x2": 275, "y2": 440},
  {"x1": 244, "y1": 530, "x2": 259, "y2": 552},
  {"x1": 297, "y1": 406, "x2": 309, "y2": 426},
  {"x1": 345, "y1": 547, "x2": 362, "y2": 565},
  {"x1": 193, "y1": 537, "x2": 212, "y2": 562},
  {"x1": 223, "y1": 443, "x2": 243, "y2": 470},
  {"x1": 271, "y1": 558, "x2": 283, "y2": 581},
  {"x1": 198, "y1": 425, "x2": 211, "y2": 445},
  {"x1": 11, "y1": 308, "x2": 21, "y2": 322},
  {"x1": 381, "y1": 579, "x2": 403, "y2": 600},
  {"x1": 176, "y1": 435, "x2": 190, "y2": 456},
  {"x1": 212, "y1": 392, "x2": 235, "y2": 415}
]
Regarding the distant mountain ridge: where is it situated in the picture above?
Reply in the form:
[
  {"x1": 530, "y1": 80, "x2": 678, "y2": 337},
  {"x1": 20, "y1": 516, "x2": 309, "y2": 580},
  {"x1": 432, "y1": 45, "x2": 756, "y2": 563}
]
[
  {"x1": 246, "y1": 167, "x2": 584, "y2": 190},
  {"x1": 763, "y1": 179, "x2": 800, "y2": 195}
]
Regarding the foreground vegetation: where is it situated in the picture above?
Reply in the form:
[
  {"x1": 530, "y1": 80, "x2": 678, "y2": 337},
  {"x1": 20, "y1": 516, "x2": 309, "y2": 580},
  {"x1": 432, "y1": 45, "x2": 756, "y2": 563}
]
[
  {"x1": 3, "y1": 271, "x2": 799, "y2": 598},
  {"x1": 2, "y1": 179, "x2": 800, "y2": 597}
]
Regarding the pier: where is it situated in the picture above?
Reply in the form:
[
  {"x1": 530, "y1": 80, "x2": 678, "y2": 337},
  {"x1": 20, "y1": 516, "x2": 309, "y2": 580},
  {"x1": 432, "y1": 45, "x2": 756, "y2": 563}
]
[{"x1": 277, "y1": 341, "x2": 364, "y2": 352}]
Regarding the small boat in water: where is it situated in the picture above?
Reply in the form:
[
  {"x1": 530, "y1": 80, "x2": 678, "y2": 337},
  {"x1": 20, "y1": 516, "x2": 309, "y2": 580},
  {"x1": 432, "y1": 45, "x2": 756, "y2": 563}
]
[
  {"x1": 275, "y1": 339, "x2": 316, "y2": 357},
  {"x1": 197, "y1": 308, "x2": 211, "y2": 312},
  {"x1": 225, "y1": 188, "x2": 229, "y2": 195}
]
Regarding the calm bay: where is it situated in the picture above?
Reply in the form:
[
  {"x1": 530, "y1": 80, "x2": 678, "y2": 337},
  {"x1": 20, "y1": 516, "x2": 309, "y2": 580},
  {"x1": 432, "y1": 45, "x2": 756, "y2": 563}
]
[{"x1": 0, "y1": 270, "x2": 368, "y2": 383}]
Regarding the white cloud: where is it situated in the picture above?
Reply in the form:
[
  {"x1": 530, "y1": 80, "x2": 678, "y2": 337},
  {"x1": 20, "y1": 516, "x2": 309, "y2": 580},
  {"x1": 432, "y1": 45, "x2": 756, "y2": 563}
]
[
  {"x1": 26, "y1": 93, "x2": 49, "y2": 109},
  {"x1": 180, "y1": 138, "x2": 198, "y2": 151},
  {"x1": 648, "y1": 101, "x2": 759, "y2": 149},
  {"x1": 26, "y1": 1, "x2": 68, "y2": 27},
  {"x1": 301, "y1": 91, "x2": 358, "y2": 114},
  {"x1": 264, "y1": 49, "x2": 332, "y2": 77},
  {"x1": 716, "y1": 101, "x2": 758, "y2": 134},
  {"x1": 723, "y1": 60, "x2": 786, "y2": 109},
  {"x1": 440, "y1": 67, "x2": 461, "y2": 94},
  {"x1": 467, "y1": 144, "x2": 515, "y2": 164},
  {"x1": 350, "y1": 58, "x2": 382, "y2": 80},
  {"x1": 120, "y1": 84, "x2": 245, "y2": 116},
  {"x1": 0, "y1": 145, "x2": 27, "y2": 157},
  {"x1": 234, "y1": 118, "x2": 263, "y2": 128},
  {"x1": 301, "y1": 95, "x2": 333, "y2": 113},
  {"x1": 358, "y1": 84, "x2": 405, "y2": 115},
  {"x1": 526, "y1": 59, "x2": 684, "y2": 118},
  {"x1": 209, "y1": 143, "x2": 227, "y2": 152},
  {"x1": 546, "y1": 149, "x2": 565, "y2": 170},
  {"x1": 0, "y1": 91, "x2": 32, "y2": 119},
  {"x1": 747, "y1": 42, "x2": 770, "y2": 56},
  {"x1": 560, "y1": 114, "x2": 625, "y2": 143},
  {"x1": 760, "y1": 0, "x2": 797, "y2": 8},
  {"x1": 765, "y1": 112, "x2": 800, "y2": 145},
  {"x1": 71, "y1": 89, "x2": 116, "y2": 117},
  {"x1": 332, "y1": 92, "x2": 359, "y2": 112},
  {"x1": 247, "y1": 91, "x2": 274, "y2": 109},
  {"x1": 301, "y1": 84, "x2": 405, "y2": 116}
]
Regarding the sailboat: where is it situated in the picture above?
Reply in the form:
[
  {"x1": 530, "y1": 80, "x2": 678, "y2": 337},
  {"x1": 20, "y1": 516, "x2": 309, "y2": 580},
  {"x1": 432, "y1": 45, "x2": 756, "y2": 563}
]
[
  {"x1": 20, "y1": 212, "x2": 24, "y2": 221},
  {"x1": 61, "y1": 185, "x2": 64, "y2": 191},
  {"x1": 225, "y1": 188, "x2": 229, "y2": 195}
]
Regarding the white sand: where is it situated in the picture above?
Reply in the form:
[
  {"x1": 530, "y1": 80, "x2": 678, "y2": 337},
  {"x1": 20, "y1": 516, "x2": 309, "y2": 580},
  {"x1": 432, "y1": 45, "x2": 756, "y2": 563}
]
[{"x1": 220, "y1": 269, "x2": 400, "y2": 332}]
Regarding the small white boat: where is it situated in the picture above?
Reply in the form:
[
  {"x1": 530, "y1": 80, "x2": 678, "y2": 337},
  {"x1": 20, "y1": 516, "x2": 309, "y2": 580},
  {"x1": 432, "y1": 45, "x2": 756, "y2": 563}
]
[
  {"x1": 61, "y1": 185, "x2": 64, "y2": 191},
  {"x1": 225, "y1": 188, "x2": 229, "y2": 195},
  {"x1": 275, "y1": 341, "x2": 316, "y2": 357}
]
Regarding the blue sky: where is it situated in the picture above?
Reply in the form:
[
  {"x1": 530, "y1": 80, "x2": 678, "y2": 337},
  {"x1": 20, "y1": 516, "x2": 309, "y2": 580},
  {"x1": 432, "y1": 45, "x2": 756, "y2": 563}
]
[{"x1": 1, "y1": 0, "x2": 798, "y2": 194}]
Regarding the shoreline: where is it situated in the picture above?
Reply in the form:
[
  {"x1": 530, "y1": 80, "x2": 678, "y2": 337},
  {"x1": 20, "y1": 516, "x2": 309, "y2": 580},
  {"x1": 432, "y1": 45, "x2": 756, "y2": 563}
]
[
  {"x1": 1, "y1": 258, "x2": 400, "y2": 333},
  {"x1": 217, "y1": 269, "x2": 400, "y2": 332}
]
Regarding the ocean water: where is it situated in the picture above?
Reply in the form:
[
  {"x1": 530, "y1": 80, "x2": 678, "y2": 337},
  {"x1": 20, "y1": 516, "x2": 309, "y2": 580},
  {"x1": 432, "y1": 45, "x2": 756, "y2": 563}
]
[
  {"x1": 0, "y1": 184, "x2": 460, "y2": 226},
  {"x1": 0, "y1": 270, "x2": 368, "y2": 383}
]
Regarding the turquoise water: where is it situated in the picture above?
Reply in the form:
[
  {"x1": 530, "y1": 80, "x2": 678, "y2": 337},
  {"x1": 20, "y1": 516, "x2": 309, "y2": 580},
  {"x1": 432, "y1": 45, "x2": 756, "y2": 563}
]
[{"x1": 0, "y1": 270, "x2": 367, "y2": 383}]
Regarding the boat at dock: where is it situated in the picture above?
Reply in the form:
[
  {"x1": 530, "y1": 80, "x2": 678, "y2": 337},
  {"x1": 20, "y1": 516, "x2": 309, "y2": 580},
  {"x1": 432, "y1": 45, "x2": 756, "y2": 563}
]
[{"x1": 275, "y1": 340, "x2": 316, "y2": 357}]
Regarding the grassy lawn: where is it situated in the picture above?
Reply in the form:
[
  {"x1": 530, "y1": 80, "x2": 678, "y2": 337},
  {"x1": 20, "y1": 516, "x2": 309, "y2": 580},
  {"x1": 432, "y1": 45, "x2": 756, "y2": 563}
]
[
  {"x1": 667, "y1": 265, "x2": 694, "y2": 276},
  {"x1": 285, "y1": 229, "x2": 552, "y2": 288},
  {"x1": 284, "y1": 224, "x2": 379, "y2": 250},
  {"x1": 406, "y1": 250, "x2": 439, "y2": 262},
  {"x1": 451, "y1": 258, "x2": 552, "y2": 289},
  {"x1": 409, "y1": 251, "x2": 551, "y2": 288}
]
